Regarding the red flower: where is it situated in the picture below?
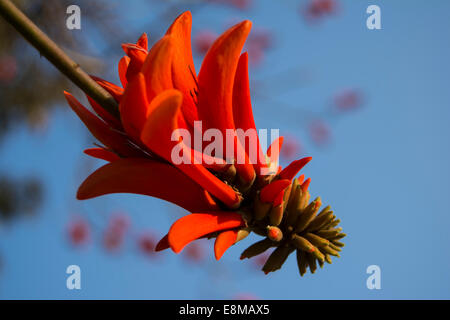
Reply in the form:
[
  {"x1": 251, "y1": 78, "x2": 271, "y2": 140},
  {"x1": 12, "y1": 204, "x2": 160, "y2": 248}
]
[{"x1": 65, "y1": 12, "x2": 344, "y2": 276}]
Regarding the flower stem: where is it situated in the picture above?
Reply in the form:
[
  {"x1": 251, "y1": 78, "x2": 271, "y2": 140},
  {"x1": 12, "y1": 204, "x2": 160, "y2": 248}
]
[{"x1": 0, "y1": 0, "x2": 119, "y2": 118}]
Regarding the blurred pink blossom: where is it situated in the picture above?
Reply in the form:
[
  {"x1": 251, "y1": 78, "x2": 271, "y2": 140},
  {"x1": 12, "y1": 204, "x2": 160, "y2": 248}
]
[
  {"x1": 309, "y1": 120, "x2": 331, "y2": 146},
  {"x1": 183, "y1": 241, "x2": 206, "y2": 263},
  {"x1": 137, "y1": 232, "x2": 158, "y2": 258},
  {"x1": 334, "y1": 88, "x2": 364, "y2": 112},
  {"x1": 252, "y1": 251, "x2": 271, "y2": 269},
  {"x1": 67, "y1": 217, "x2": 90, "y2": 247},
  {"x1": 233, "y1": 293, "x2": 259, "y2": 300},
  {"x1": 208, "y1": 0, "x2": 252, "y2": 10},
  {"x1": 103, "y1": 213, "x2": 130, "y2": 252},
  {"x1": 245, "y1": 28, "x2": 273, "y2": 66},
  {"x1": 301, "y1": 0, "x2": 338, "y2": 23},
  {"x1": 194, "y1": 30, "x2": 217, "y2": 55},
  {"x1": 281, "y1": 135, "x2": 302, "y2": 161}
]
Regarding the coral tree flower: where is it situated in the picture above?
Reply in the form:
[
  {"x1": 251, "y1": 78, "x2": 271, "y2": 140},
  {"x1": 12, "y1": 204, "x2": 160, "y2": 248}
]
[{"x1": 64, "y1": 11, "x2": 345, "y2": 276}]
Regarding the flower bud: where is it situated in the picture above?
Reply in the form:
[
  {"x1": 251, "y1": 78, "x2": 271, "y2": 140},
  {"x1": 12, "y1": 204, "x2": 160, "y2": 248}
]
[
  {"x1": 254, "y1": 191, "x2": 271, "y2": 221},
  {"x1": 294, "y1": 197, "x2": 322, "y2": 233},
  {"x1": 320, "y1": 245, "x2": 340, "y2": 257},
  {"x1": 235, "y1": 228, "x2": 251, "y2": 243},
  {"x1": 296, "y1": 249, "x2": 308, "y2": 276},
  {"x1": 307, "y1": 253, "x2": 317, "y2": 274},
  {"x1": 291, "y1": 234, "x2": 315, "y2": 253},
  {"x1": 316, "y1": 227, "x2": 342, "y2": 239},
  {"x1": 269, "y1": 204, "x2": 284, "y2": 226},
  {"x1": 304, "y1": 232, "x2": 330, "y2": 247},
  {"x1": 266, "y1": 226, "x2": 283, "y2": 242}
]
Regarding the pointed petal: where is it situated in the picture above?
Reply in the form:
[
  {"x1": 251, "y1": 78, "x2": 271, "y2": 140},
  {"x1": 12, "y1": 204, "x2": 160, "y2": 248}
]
[
  {"x1": 279, "y1": 157, "x2": 312, "y2": 181},
  {"x1": 84, "y1": 148, "x2": 120, "y2": 162},
  {"x1": 273, "y1": 189, "x2": 285, "y2": 207},
  {"x1": 119, "y1": 72, "x2": 150, "y2": 140},
  {"x1": 77, "y1": 158, "x2": 219, "y2": 213},
  {"x1": 136, "y1": 33, "x2": 148, "y2": 51},
  {"x1": 140, "y1": 90, "x2": 241, "y2": 208},
  {"x1": 166, "y1": 11, "x2": 199, "y2": 127},
  {"x1": 267, "y1": 136, "x2": 284, "y2": 159},
  {"x1": 168, "y1": 212, "x2": 245, "y2": 253},
  {"x1": 297, "y1": 174, "x2": 305, "y2": 185},
  {"x1": 214, "y1": 229, "x2": 239, "y2": 260},
  {"x1": 265, "y1": 136, "x2": 284, "y2": 174},
  {"x1": 90, "y1": 75, "x2": 124, "y2": 102},
  {"x1": 118, "y1": 56, "x2": 130, "y2": 88},
  {"x1": 197, "y1": 20, "x2": 252, "y2": 138},
  {"x1": 260, "y1": 179, "x2": 290, "y2": 203},
  {"x1": 233, "y1": 52, "x2": 266, "y2": 174},
  {"x1": 234, "y1": 136, "x2": 256, "y2": 186},
  {"x1": 64, "y1": 91, "x2": 142, "y2": 158},
  {"x1": 122, "y1": 43, "x2": 148, "y2": 82},
  {"x1": 86, "y1": 94, "x2": 123, "y2": 129},
  {"x1": 155, "y1": 234, "x2": 170, "y2": 252},
  {"x1": 301, "y1": 177, "x2": 311, "y2": 192},
  {"x1": 140, "y1": 89, "x2": 185, "y2": 160},
  {"x1": 141, "y1": 35, "x2": 175, "y2": 102}
]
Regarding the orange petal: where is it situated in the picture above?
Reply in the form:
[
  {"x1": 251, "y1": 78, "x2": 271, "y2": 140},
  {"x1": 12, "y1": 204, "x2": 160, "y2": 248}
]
[
  {"x1": 122, "y1": 43, "x2": 148, "y2": 82},
  {"x1": 279, "y1": 157, "x2": 312, "y2": 181},
  {"x1": 64, "y1": 91, "x2": 142, "y2": 158},
  {"x1": 166, "y1": 11, "x2": 199, "y2": 128},
  {"x1": 233, "y1": 52, "x2": 266, "y2": 174},
  {"x1": 273, "y1": 189, "x2": 285, "y2": 207},
  {"x1": 267, "y1": 136, "x2": 284, "y2": 159},
  {"x1": 297, "y1": 174, "x2": 305, "y2": 185},
  {"x1": 84, "y1": 148, "x2": 120, "y2": 162},
  {"x1": 301, "y1": 177, "x2": 311, "y2": 192},
  {"x1": 136, "y1": 33, "x2": 148, "y2": 51},
  {"x1": 119, "y1": 72, "x2": 150, "y2": 141},
  {"x1": 140, "y1": 90, "x2": 241, "y2": 209},
  {"x1": 234, "y1": 138, "x2": 256, "y2": 184},
  {"x1": 197, "y1": 20, "x2": 252, "y2": 140},
  {"x1": 90, "y1": 75, "x2": 124, "y2": 102},
  {"x1": 214, "y1": 229, "x2": 238, "y2": 260},
  {"x1": 77, "y1": 158, "x2": 219, "y2": 213},
  {"x1": 86, "y1": 95, "x2": 123, "y2": 129},
  {"x1": 118, "y1": 56, "x2": 130, "y2": 88},
  {"x1": 168, "y1": 212, "x2": 245, "y2": 253},
  {"x1": 141, "y1": 35, "x2": 175, "y2": 102},
  {"x1": 155, "y1": 234, "x2": 170, "y2": 252},
  {"x1": 260, "y1": 179, "x2": 290, "y2": 203}
]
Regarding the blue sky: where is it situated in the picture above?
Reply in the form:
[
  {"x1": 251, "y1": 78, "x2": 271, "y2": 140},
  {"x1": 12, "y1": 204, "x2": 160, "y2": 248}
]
[{"x1": 0, "y1": 0, "x2": 449, "y2": 299}]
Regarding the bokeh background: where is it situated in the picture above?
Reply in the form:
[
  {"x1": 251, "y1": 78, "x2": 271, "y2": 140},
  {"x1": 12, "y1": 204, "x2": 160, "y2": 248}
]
[{"x1": 0, "y1": 0, "x2": 449, "y2": 299}]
